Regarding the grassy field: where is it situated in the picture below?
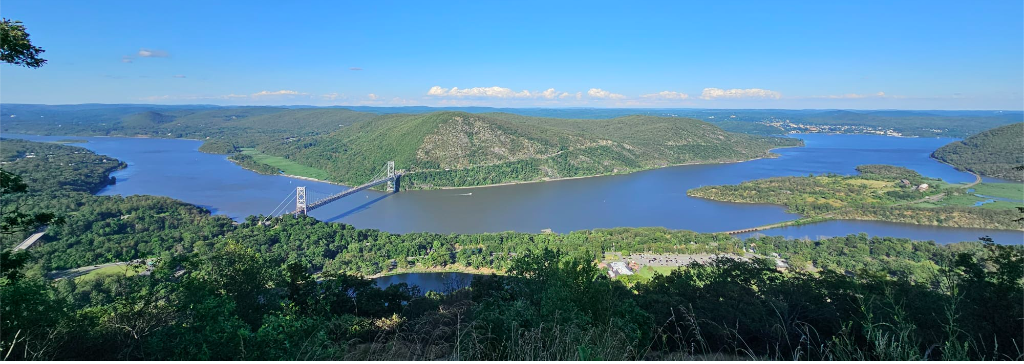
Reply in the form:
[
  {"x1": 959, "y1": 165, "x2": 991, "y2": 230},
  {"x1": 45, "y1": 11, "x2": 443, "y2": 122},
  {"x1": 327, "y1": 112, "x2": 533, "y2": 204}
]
[
  {"x1": 635, "y1": 266, "x2": 677, "y2": 279},
  {"x1": 240, "y1": 148, "x2": 333, "y2": 181},
  {"x1": 914, "y1": 183, "x2": 1023, "y2": 210},
  {"x1": 971, "y1": 183, "x2": 1024, "y2": 200}
]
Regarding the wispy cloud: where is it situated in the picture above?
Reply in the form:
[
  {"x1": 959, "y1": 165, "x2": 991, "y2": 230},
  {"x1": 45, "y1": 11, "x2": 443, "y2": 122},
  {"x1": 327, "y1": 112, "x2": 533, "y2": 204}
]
[
  {"x1": 251, "y1": 90, "x2": 306, "y2": 97},
  {"x1": 121, "y1": 56, "x2": 133, "y2": 63},
  {"x1": 641, "y1": 91, "x2": 690, "y2": 100},
  {"x1": 427, "y1": 86, "x2": 541, "y2": 98},
  {"x1": 137, "y1": 48, "x2": 170, "y2": 58},
  {"x1": 350, "y1": 67, "x2": 363, "y2": 71},
  {"x1": 559, "y1": 92, "x2": 582, "y2": 100},
  {"x1": 806, "y1": 92, "x2": 887, "y2": 99},
  {"x1": 587, "y1": 88, "x2": 626, "y2": 99},
  {"x1": 700, "y1": 88, "x2": 782, "y2": 100},
  {"x1": 321, "y1": 92, "x2": 345, "y2": 100},
  {"x1": 173, "y1": 75, "x2": 186, "y2": 79}
]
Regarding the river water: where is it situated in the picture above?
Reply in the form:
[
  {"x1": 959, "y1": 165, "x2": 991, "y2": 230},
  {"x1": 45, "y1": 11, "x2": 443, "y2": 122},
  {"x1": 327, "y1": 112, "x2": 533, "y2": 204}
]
[{"x1": 5, "y1": 133, "x2": 1022, "y2": 245}]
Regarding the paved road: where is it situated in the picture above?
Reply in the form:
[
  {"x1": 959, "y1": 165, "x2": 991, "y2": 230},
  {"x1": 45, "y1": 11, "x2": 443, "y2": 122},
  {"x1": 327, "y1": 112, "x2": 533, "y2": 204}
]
[
  {"x1": 48, "y1": 260, "x2": 145, "y2": 280},
  {"x1": 13, "y1": 227, "x2": 47, "y2": 251}
]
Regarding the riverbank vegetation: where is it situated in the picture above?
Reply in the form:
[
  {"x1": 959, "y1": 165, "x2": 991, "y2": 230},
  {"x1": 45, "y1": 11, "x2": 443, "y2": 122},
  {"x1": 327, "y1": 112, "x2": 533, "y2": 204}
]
[
  {"x1": 932, "y1": 123, "x2": 1024, "y2": 182},
  {"x1": 688, "y1": 165, "x2": 1023, "y2": 231}
]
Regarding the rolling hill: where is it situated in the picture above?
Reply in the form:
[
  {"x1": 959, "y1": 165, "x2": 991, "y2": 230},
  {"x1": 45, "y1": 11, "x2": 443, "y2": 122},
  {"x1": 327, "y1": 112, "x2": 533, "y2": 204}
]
[
  {"x1": 258, "y1": 111, "x2": 803, "y2": 189},
  {"x1": 932, "y1": 123, "x2": 1024, "y2": 181}
]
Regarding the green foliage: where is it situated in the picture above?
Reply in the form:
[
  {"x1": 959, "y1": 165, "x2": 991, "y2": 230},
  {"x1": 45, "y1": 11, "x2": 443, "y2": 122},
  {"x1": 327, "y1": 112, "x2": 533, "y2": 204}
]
[
  {"x1": 932, "y1": 123, "x2": 1024, "y2": 181},
  {"x1": 227, "y1": 153, "x2": 279, "y2": 175},
  {"x1": 197, "y1": 140, "x2": 237, "y2": 154},
  {"x1": 0, "y1": 18, "x2": 46, "y2": 68}
]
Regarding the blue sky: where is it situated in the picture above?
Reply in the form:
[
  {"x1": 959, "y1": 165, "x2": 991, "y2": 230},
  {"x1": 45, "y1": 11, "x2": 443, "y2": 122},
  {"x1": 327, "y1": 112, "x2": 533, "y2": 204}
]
[{"x1": 2, "y1": 0, "x2": 1022, "y2": 109}]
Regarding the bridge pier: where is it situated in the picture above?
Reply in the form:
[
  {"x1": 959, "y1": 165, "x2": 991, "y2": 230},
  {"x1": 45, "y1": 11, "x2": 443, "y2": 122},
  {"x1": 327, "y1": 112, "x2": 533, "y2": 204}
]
[{"x1": 392, "y1": 174, "x2": 401, "y2": 192}]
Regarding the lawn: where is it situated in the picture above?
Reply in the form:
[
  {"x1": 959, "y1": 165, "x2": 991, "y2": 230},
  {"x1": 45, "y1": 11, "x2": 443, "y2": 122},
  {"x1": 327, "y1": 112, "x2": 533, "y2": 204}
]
[
  {"x1": 635, "y1": 266, "x2": 677, "y2": 279},
  {"x1": 240, "y1": 148, "x2": 333, "y2": 181},
  {"x1": 68, "y1": 264, "x2": 144, "y2": 282},
  {"x1": 971, "y1": 183, "x2": 1024, "y2": 201},
  {"x1": 915, "y1": 183, "x2": 1023, "y2": 210}
]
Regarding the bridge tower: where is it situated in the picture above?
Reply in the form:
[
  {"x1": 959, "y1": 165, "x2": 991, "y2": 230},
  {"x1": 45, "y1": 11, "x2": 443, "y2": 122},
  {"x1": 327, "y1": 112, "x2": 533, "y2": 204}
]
[
  {"x1": 385, "y1": 161, "x2": 398, "y2": 192},
  {"x1": 295, "y1": 186, "x2": 307, "y2": 215}
]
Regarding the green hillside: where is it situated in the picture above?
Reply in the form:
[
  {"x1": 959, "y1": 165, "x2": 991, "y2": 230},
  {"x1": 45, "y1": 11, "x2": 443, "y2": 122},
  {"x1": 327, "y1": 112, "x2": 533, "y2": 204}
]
[
  {"x1": 259, "y1": 111, "x2": 802, "y2": 188},
  {"x1": 1, "y1": 106, "x2": 377, "y2": 149},
  {"x1": 932, "y1": 123, "x2": 1024, "y2": 181}
]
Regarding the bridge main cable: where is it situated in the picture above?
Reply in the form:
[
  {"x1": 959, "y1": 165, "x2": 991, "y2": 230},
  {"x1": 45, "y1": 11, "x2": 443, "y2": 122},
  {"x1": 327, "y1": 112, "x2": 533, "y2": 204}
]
[{"x1": 292, "y1": 161, "x2": 401, "y2": 215}]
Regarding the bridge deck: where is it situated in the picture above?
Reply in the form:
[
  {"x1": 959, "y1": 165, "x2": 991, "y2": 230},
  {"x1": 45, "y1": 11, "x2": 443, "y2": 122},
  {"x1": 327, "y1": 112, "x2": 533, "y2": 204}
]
[{"x1": 294, "y1": 174, "x2": 401, "y2": 214}]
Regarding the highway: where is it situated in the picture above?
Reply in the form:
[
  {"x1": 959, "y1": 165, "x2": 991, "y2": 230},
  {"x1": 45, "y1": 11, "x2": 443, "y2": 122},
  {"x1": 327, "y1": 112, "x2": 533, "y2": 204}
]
[{"x1": 13, "y1": 227, "x2": 47, "y2": 251}]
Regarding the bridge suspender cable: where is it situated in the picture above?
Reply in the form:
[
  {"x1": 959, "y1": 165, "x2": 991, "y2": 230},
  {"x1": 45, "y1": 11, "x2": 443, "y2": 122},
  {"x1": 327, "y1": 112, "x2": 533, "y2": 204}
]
[{"x1": 260, "y1": 188, "x2": 296, "y2": 225}]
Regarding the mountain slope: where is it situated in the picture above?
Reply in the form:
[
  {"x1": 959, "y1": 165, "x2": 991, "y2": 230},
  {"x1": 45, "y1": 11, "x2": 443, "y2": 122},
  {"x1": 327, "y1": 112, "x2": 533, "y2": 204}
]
[
  {"x1": 932, "y1": 123, "x2": 1024, "y2": 182},
  {"x1": 267, "y1": 111, "x2": 803, "y2": 189}
]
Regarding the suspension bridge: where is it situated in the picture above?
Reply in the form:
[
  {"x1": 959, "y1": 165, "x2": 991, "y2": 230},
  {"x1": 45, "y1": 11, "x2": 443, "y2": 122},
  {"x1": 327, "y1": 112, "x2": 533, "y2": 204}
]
[{"x1": 262, "y1": 161, "x2": 401, "y2": 222}]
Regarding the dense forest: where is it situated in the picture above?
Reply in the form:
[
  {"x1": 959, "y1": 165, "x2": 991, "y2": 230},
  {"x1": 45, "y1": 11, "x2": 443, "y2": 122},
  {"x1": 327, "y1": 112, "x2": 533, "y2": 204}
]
[
  {"x1": 2, "y1": 138, "x2": 1023, "y2": 360},
  {"x1": 688, "y1": 165, "x2": 1023, "y2": 230},
  {"x1": 932, "y1": 123, "x2": 1024, "y2": 182}
]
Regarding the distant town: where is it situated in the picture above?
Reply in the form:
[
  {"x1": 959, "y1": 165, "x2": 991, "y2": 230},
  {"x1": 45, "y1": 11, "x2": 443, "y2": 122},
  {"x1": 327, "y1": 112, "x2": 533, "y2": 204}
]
[{"x1": 758, "y1": 118, "x2": 912, "y2": 136}]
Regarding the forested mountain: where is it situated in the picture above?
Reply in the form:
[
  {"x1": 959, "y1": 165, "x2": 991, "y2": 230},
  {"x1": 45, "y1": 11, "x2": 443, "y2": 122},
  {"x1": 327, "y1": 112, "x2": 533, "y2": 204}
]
[
  {"x1": 932, "y1": 123, "x2": 1024, "y2": 181},
  {"x1": 256, "y1": 111, "x2": 802, "y2": 188}
]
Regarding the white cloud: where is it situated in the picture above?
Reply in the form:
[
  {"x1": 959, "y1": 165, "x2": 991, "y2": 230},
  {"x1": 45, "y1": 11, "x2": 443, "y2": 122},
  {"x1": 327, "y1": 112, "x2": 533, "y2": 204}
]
[
  {"x1": 587, "y1": 88, "x2": 626, "y2": 99},
  {"x1": 641, "y1": 91, "x2": 690, "y2": 100},
  {"x1": 121, "y1": 56, "x2": 133, "y2": 63},
  {"x1": 539, "y1": 88, "x2": 558, "y2": 99},
  {"x1": 428, "y1": 84, "x2": 569, "y2": 98},
  {"x1": 367, "y1": 93, "x2": 378, "y2": 100},
  {"x1": 700, "y1": 88, "x2": 782, "y2": 100},
  {"x1": 559, "y1": 92, "x2": 582, "y2": 100},
  {"x1": 251, "y1": 90, "x2": 306, "y2": 97},
  {"x1": 427, "y1": 86, "x2": 535, "y2": 98},
  {"x1": 137, "y1": 48, "x2": 170, "y2": 58}
]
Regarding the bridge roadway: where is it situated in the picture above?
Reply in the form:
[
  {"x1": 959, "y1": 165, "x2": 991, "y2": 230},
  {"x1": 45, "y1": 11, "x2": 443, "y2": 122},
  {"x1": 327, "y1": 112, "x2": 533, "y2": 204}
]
[{"x1": 294, "y1": 174, "x2": 401, "y2": 214}]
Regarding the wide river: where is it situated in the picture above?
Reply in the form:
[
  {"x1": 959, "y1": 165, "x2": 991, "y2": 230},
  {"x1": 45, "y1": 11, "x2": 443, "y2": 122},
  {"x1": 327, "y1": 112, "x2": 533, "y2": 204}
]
[{"x1": 6, "y1": 133, "x2": 1023, "y2": 245}]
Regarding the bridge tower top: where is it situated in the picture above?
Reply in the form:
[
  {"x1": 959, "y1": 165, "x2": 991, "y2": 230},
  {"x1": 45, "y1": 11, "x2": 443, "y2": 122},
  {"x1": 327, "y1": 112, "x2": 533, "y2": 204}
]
[
  {"x1": 386, "y1": 161, "x2": 396, "y2": 192},
  {"x1": 295, "y1": 186, "x2": 307, "y2": 215}
]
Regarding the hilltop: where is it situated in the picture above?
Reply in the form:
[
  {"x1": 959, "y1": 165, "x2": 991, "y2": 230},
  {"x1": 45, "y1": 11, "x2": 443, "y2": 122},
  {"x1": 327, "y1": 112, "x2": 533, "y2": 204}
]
[
  {"x1": 932, "y1": 123, "x2": 1024, "y2": 182},
  {"x1": 255, "y1": 111, "x2": 803, "y2": 189}
]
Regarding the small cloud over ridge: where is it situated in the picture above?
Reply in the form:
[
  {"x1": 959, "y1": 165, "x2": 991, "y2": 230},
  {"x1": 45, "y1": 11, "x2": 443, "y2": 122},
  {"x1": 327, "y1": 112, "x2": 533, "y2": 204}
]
[
  {"x1": 137, "y1": 48, "x2": 170, "y2": 58},
  {"x1": 700, "y1": 88, "x2": 782, "y2": 100}
]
